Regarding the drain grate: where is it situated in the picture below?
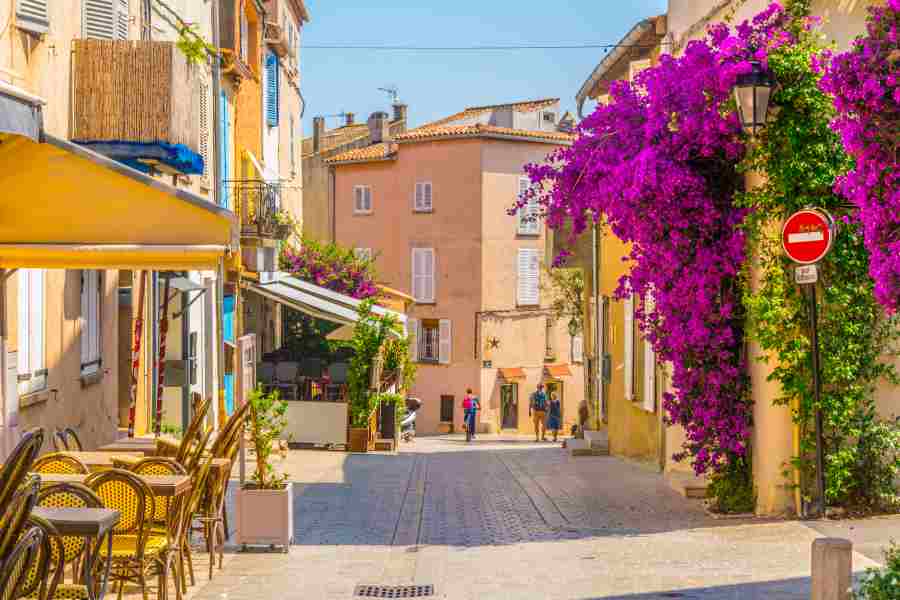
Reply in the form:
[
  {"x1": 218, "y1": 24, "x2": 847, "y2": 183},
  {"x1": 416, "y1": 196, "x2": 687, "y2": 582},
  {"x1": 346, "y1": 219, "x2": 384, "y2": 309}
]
[{"x1": 354, "y1": 584, "x2": 434, "y2": 598}]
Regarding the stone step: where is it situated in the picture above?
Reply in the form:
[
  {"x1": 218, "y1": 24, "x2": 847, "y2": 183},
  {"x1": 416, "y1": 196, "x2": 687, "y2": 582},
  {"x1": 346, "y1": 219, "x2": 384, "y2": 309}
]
[
  {"x1": 566, "y1": 438, "x2": 610, "y2": 456},
  {"x1": 666, "y1": 472, "x2": 708, "y2": 499}
]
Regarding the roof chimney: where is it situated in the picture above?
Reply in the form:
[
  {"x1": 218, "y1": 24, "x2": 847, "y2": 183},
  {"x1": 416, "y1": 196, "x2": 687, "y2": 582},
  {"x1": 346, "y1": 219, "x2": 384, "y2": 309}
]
[
  {"x1": 367, "y1": 111, "x2": 391, "y2": 144},
  {"x1": 312, "y1": 116, "x2": 325, "y2": 153},
  {"x1": 392, "y1": 103, "x2": 407, "y2": 123},
  {"x1": 345, "y1": 112, "x2": 355, "y2": 126}
]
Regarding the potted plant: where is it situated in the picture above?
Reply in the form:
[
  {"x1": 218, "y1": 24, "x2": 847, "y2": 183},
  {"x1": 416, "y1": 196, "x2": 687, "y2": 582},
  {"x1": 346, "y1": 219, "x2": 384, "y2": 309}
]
[
  {"x1": 235, "y1": 387, "x2": 292, "y2": 550},
  {"x1": 272, "y1": 209, "x2": 296, "y2": 241}
]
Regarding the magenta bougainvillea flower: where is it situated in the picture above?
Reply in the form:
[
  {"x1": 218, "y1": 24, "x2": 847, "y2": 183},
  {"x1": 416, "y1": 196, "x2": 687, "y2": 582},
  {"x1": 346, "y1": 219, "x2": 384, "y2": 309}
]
[
  {"x1": 820, "y1": 1, "x2": 900, "y2": 312},
  {"x1": 517, "y1": 4, "x2": 795, "y2": 474},
  {"x1": 281, "y1": 237, "x2": 379, "y2": 300}
]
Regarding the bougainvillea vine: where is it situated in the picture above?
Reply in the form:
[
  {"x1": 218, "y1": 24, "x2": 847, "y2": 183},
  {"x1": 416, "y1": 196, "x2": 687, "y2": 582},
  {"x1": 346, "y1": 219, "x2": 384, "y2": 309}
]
[
  {"x1": 819, "y1": 1, "x2": 900, "y2": 313},
  {"x1": 281, "y1": 235, "x2": 379, "y2": 299}
]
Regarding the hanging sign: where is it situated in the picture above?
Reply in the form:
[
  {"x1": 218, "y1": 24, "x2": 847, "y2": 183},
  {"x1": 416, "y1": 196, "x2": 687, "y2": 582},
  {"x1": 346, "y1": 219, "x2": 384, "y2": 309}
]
[
  {"x1": 782, "y1": 208, "x2": 834, "y2": 265},
  {"x1": 795, "y1": 264, "x2": 819, "y2": 285}
]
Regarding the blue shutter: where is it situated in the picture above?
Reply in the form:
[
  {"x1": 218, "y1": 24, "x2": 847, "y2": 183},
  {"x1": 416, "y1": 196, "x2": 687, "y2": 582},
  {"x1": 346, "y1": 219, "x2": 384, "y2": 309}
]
[
  {"x1": 265, "y1": 51, "x2": 279, "y2": 127},
  {"x1": 219, "y1": 90, "x2": 231, "y2": 209}
]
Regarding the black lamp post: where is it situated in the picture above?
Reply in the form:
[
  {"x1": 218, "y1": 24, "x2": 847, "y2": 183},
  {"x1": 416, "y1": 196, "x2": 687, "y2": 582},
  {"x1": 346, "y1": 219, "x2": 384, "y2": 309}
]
[{"x1": 733, "y1": 61, "x2": 775, "y2": 136}]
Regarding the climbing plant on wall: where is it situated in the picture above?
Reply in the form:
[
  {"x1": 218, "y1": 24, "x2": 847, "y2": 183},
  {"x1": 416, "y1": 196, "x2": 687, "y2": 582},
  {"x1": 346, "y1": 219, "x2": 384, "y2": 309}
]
[{"x1": 738, "y1": 2, "x2": 900, "y2": 510}]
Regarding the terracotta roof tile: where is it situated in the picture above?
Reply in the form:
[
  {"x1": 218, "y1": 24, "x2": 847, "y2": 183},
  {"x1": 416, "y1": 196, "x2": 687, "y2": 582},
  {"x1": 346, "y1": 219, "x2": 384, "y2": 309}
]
[
  {"x1": 395, "y1": 123, "x2": 574, "y2": 143},
  {"x1": 324, "y1": 143, "x2": 393, "y2": 164},
  {"x1": 426, "y1": 98, "x2": 559, "y2": 128}
]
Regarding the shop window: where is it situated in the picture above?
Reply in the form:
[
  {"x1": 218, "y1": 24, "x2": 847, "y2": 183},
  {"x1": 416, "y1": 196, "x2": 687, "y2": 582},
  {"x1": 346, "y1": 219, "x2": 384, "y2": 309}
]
[{"x1": 440, "y1": 395, "x2": 454, "y2": 423}]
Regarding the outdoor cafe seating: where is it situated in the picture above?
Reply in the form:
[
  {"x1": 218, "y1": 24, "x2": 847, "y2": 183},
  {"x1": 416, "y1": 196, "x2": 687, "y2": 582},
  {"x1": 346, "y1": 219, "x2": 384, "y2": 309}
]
[{"x1": 0, "y1": 399, "x2": 248, "y2": 600}]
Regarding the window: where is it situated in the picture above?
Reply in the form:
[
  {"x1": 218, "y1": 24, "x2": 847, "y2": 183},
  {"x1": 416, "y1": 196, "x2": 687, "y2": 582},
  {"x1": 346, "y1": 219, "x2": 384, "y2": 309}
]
[
  {"x1": 544, "y1": 317, "x2": 555, "y2": 360},
  {"x1": 411, "y1": 248, "x2": 435, "y2": 303},
  {"x1": 239, "y1": 7, "x2": 249, "y2": 63},
  {"x1": 419, "y1": 319, "x2": 440, "y2": 362},
  {"x1": 353, "y1": 185, "x2": 372, "y2": 214},
  {"x1": 414, "y1": 182, "x2": 432, "y2": 212},
  {"x1": 17, "y1": 0, "x2": 49, "y2": 35},
  {"x1": 517, "y1": 248, "x2": 540, "y2": 306},
  {"x1": 17, "y1": 269, "x2": 46, "y2": 395},
  {"x1": 80, "y1": 270, "x2": 102, "y2": 377},
  {"x1": 218, "y1": 89, "x2": 231, "y2": 208},
  {"x1": 83, "y1": 0, "x2": 129, "y2": 40},
  {"x1": 353, "y1": 247, "x2": 372, "y2": 261},
  {"x1": 517, "y1": 177, "x2": 540, "y2": 235},
  {"x1": 624, "y1": 292, "x2": 634, "y2": 400},
  {"x1": 542, "y1": 111, "x2": 557, "y2": 124},
  {"x1": 642, "y1": 292, "x2": 656, "y2": 412},
  {"x1": 265, "y1": 51, "x2": 279, "y2": 127},
  {"x1": 440, "y1": 395, "x2": 454, "y2": 423},
  {"x1": 289, "y1": 115, "x2": 296, "y2": 175},
  {"x1": 572, "y1": 334, "x2": 584, "y2": 364}
]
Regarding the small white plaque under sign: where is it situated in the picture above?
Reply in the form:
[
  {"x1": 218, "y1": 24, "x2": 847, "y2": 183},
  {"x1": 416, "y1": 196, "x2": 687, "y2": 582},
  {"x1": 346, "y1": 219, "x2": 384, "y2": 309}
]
[{"x1": 795, "y1": 264, "x2": 818, "y2": 285}]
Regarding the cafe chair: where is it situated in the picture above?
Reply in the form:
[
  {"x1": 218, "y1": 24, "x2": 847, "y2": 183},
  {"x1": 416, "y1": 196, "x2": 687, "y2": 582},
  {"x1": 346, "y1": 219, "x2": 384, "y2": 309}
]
[
  {"x1": 51, "y1": 430, "x2": 69, "y2": 452},
  {"x1": 32, "y1": 453, "x2": 90, "y2": 475},
  {"x1": 20, "y1": 514, "x2": 64, "y2": 600},
  {"x1": 174, "y1": 456, "x2": 214, "y2": 594},
  {"x1": 183, "y1": 428, "x2": 213, "y2": 476},
  {"x1": 174, "y1": 398, "x2": 211, "y2": 467},
  {"x1": 63, "y1": 429, "x2": 84, "y2": 452},
  {"x1": 0, "y1": 524, "x2": 45, "y2": 600},
  {"x1": 0, "y1": 474, "x2": 41, "y2": 564},
  {"x1": 129, "y1": 458, "x2": 187, "y2": 533},
  {"x1": 0, "y1": 428, "x2": 44, "y2": 508},
  {"x1": 84, "y1": 469, "x2": 158, "y2": 600}
]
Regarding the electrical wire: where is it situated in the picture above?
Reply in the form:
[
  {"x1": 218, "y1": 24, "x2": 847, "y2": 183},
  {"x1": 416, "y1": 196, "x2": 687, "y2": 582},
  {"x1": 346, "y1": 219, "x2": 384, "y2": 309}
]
[{"x1": 302, "y1": 43, "x2": 659, "y2": 51}]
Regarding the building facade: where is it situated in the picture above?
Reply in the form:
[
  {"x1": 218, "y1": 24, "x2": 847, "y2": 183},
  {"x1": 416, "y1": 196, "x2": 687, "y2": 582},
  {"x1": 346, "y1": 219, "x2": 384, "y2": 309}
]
[{"x1": 329, "y1": 100, "x2": 584, "y2": 435}]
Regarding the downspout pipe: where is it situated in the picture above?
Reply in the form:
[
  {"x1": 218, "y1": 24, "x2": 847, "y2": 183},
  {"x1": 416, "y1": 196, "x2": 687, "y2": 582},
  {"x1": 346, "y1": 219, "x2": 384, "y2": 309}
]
[
  {"x1": 211, "y1": 0, "x2": 222, "y2": 207},
  {"x1": 592, "y1": 222, "x2": 602, "y2": 429}
]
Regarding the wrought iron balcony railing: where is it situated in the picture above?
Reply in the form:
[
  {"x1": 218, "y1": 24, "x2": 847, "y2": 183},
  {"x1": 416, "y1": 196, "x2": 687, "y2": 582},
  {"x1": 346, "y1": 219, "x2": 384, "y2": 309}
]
[{"x1": 224, "y1": 179, "x2": 287, "y2": 239}]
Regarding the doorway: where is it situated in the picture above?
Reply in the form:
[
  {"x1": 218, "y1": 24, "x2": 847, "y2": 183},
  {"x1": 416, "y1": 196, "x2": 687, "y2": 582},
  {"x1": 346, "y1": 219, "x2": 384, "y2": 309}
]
[
  {"x1": 500, "y1": 383, "x2": 518, "y2": 430},
  {"x1": 545, "y1": 380, "x2": 564, "y2": 424}
]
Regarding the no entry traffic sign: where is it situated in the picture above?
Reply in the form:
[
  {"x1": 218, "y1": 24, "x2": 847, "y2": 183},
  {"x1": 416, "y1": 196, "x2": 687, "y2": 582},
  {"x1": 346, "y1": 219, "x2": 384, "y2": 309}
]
[{"x1": 782, "y1": 208, "x2": 834, "y2": 265}]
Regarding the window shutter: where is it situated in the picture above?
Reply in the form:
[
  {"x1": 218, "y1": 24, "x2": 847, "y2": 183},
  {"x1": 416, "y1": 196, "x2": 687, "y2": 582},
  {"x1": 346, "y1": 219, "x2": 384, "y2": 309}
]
[
  {"x1": 415, "y1": 182, "x2": 432, "y2": 211},
  {"x1": 198, "y1": 81, "x2": 210, "y2": 181},
  {"x1": 408, "y1": 318, "x2": 419, "y2": 362},
  {"x1": 265, "y1": 52, "x2": 279, "y2": 127},
  {"x1": 17, "y1": 271, "x2": 30, "y2": 392},
  {"x1": 364, "y1": 187, "x2": 372, "y2": 212},
  {"x1": 411, "y1": 248, "x2": 434, "y2": 302},
  {"x1": 219, "y1": 90, "x2": 231, "y2": 208},
  {"x1": 240, "y1": 9, "x2": 249, "y2": 62},
  {"x1": 16, "y1": 0, "x2": 49, "y2": 34},
  {"x1": 438, "y1": 319, "x2": 451, "y2": 364},
  {"x1": 423, "y1": 248, "x2": 435, "y2": 302},
  {"x1": 642, "y1": 291, "x2": 656, "y2": 411},
  {"x1": 18, "y1": 269, "x2": 46, "y2": 394},
  {"x1": 517, "y1": 248, "x2": 539, "y2": 306},
  {"x1": 411, "y1": 249, "x2": 421, "y2": 300},
  {"x1": 115, "y1": 0, "x2": 129, "y2": 40},
  {"x1": 83, "y1": 0, "x2": 116, "y2": 39},
  {"x1": 624, "y1": 293, "x2": 634, "y2": 401},
  {"x1": 572, "y1": 334, "x2": 584, "y2": 364},
  {"x1": 517, "y1": 177, "x2": 539, "y2": 235},
  {"x1": 81, "y1": 270, "x2": 102, "y2": 375},
  {"x1": 80, "y1": 272, "x2": 90, "y2": 366}
]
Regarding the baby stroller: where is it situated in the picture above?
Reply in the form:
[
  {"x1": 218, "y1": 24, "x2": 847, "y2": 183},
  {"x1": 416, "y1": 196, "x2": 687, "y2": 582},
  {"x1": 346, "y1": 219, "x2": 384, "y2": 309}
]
[{"x1": 401, "y1": 397, "x2": 421, "y2": 442}]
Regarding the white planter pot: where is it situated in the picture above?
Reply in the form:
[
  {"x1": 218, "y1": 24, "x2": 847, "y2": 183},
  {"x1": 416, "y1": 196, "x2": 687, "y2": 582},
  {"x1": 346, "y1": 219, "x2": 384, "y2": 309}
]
[{"x1": 235, "y1": 481, "x2": 293, "y2": 549}]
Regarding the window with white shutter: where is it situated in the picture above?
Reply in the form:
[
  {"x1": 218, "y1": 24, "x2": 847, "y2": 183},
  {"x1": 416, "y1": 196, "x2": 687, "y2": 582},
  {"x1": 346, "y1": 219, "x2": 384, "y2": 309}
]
[
  {"x1": 353, "y1": 185, "x2": 372, "y2": 214},
  {"x1": 516, "y1": 248, "x2": 540, "y2": 306},
  {"x1": 80, "y1": 270, "x2": 102, "y2": 376},
  {"x1": 642, "y1": 292, "x2": 656, "y2": 411},
  {"x1": 438, "y1": 319, "x2": 452, "y2": 364},
  {"x1": 414, "y1": 182, "x2": 433, "y2": 212},
  {"x1": 624, "y1": 293, "x2": 635, "y2": 401},
  {"x1": 517, "y1": 177, "x2": 540, "y2": 235},
  {"x1": 83, "y1": 0, "x2": 129, "y2": 40},
  {"x1": 353, "y1": 248, "x2": 372, "y2": 261},
  {"x1": 408, "y1": 318, "x2": 419, "y2": 362},
  {"x1": 198, "y1": 80, "x2": 210, "y2": 183},
  {"x1": 17, "y1": 269, "x2": 46, "y2": 395},
  {"x1": 572, "y1": 334, "x2": 584, "y2": 364},
  {"x1": 16, "y1": 0, "x2": 49, "y2": 35},
  {"x1": 411, "y1": 248, "x2": 435, "y2": 303}
]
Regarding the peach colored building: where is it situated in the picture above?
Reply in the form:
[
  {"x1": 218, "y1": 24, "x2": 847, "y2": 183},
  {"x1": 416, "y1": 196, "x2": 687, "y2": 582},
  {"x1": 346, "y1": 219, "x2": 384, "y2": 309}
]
[{"x1": 328, "y1": 100, "x2": 584, "y2": 435}]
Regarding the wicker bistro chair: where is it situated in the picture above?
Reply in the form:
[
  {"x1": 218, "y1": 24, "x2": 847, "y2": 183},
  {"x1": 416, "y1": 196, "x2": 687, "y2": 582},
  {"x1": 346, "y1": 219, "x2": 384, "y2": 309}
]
[
  {"x1": 0, "y1": 474, "x2": 41, "y2": 565},
  {"x1": 32, "y1": 453, "x2": 90, "y2": 475},
  {"x1": 20, "y1": 514, "x2": 64, "y2": 600},
  {"x1": 0, "y1": 524, "x2": 45, "y2": 600},
  {"x1": 183, "y1": 428, "x2": 213, "y2": 476},
  {"x1": 173, "y1": 456, "x2": 214, "y2": 594},
  {"x1": 63, "y1": 430, "x2": 83, "y2": 452},
  {"x1": 84, "y1": 469, "x2": 161, "y2": 600},
  {"x1": 36, "y1": 482, "x2": 107, "y2": 595},
  {"x1": 174, "y1": 398, "x2": 212, "y2": 468},
  {"x1": 51, "y1": 431, "x2": 68, "y2": 453},
  {"x1": 0, "y1": 428, "x2": 45, "y2": 509},
  {"x1": 128, "y1": 459, "x2": 187, "y2": 533}
]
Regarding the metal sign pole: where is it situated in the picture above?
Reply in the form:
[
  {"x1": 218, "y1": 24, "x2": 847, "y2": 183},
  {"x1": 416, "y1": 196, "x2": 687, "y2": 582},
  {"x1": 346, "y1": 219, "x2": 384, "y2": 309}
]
[{"x1": 808, "y1": 283, "x2": 826, "y2": 517}]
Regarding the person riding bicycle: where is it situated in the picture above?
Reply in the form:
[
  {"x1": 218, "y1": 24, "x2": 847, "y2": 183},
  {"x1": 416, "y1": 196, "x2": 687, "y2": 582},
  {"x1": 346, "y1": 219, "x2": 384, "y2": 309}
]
[{"x1": 462, "y1": 389, "x2": 480, "y2": 442}]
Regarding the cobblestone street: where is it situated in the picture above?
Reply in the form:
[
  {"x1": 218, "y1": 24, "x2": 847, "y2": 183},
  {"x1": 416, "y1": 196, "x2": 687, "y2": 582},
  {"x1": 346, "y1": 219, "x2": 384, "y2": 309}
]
[{"x1": 189, "y1": 436, "x2": 890, "y2": 600}]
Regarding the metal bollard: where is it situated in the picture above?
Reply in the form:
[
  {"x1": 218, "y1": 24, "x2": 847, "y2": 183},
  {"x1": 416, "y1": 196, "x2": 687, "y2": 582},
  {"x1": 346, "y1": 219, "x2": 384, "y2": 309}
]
[{"x1": 811, "y1": 538, "x2": 852, "y2": 600}]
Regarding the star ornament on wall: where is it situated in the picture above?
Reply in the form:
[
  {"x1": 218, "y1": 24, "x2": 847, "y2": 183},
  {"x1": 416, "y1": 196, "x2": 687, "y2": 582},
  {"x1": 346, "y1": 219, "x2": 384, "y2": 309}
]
[{"x1": 486, "y1": 336, "x2": 501, "y2": 350}]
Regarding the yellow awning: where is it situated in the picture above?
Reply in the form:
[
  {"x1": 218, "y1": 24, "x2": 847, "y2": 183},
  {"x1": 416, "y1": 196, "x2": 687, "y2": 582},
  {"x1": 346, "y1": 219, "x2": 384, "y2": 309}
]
[{"x1": 0, "y1": 134, "x2": 236, "y2": 269}]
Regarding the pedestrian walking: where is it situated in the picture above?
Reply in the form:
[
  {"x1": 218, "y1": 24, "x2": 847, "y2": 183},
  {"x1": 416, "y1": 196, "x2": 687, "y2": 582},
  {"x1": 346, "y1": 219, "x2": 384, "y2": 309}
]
[
  {"x1": 462, "y1": 389, "x2": 480, "y2": 442},
  {"x1": 547, "y1": 392, "x2": 562, "y2": 442},
  {"x1": 529, "y1": 383, "x2": 548, "y2": 442}
]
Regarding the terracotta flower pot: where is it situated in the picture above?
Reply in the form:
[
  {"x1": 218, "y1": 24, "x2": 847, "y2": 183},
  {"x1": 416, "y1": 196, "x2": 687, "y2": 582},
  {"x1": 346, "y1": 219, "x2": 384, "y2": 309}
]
[
  {"x1": 348, "y1": 427, "x2": 370, "y2": 452},
  {"x1": 235, "y1": 481, "x2": 293, "y2": 550}
]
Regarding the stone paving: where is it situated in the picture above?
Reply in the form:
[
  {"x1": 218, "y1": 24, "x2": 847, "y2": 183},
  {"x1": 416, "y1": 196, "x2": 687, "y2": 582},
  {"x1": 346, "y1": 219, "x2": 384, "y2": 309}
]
[{"x1": 181, "y1": 435, "x2": 894, "y2": 600}]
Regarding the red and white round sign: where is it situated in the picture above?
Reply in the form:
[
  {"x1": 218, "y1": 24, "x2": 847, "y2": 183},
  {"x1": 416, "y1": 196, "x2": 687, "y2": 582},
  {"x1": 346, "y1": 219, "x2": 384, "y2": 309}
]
[{"x1": 782, "y1": 208, "x2": 834, "y2": 265}]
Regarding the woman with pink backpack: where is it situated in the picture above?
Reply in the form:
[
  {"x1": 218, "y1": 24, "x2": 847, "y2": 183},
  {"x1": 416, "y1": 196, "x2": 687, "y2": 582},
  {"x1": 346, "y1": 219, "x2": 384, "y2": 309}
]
[{"x1": 462, "y1": 389, "x2": 480, "y2": 442}]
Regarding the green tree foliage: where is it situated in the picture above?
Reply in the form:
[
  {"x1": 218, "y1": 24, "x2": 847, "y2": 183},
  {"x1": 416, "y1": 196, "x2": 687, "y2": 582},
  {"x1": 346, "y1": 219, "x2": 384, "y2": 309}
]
[{"x1": 246, "y1": 387, "x2": 289, "y2": 490}]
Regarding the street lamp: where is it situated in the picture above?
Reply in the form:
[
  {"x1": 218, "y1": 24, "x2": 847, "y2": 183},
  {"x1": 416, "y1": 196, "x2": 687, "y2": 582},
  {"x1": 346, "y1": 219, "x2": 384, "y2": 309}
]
[{"x1": 733, "y1": 61, "x2": 775, "y2": 136}]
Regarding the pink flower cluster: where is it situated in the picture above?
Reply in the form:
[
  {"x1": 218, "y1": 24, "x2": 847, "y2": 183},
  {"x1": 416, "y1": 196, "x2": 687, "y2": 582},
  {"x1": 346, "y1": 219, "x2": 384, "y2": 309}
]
[
  {"x1": 820, "y1": 1, "x2": 900, "y2": 311},
  {"x1": 281, "y1": 241, "x2": 378, "y2": 300},
  {"x1": 523, "y1": 4, "x2": 793, "y2": 474}
]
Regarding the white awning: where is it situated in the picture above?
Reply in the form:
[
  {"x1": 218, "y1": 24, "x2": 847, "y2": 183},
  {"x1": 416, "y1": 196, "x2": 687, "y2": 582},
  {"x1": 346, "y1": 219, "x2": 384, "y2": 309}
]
[{"x1": 246, "y1": 273, "x2": 407, "y2": 334}]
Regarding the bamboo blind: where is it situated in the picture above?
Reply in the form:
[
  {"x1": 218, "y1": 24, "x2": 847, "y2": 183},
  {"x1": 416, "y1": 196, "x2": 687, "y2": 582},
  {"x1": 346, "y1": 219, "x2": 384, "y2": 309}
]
[{"x1": 72, "y1": 39, "x2": 199, "y2": 150}]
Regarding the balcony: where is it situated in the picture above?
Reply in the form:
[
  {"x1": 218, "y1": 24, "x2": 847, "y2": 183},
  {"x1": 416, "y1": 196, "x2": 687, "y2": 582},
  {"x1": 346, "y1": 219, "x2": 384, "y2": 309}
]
[
  {"x1": 71, "y1": 40, "x2": 203, "y2": 175},
  {"x1": 225, "y1": 180, "x2": 290, "y2": 240},
  {"x1": 264, "y1": 21, "x2": 289, "y2": 58}
]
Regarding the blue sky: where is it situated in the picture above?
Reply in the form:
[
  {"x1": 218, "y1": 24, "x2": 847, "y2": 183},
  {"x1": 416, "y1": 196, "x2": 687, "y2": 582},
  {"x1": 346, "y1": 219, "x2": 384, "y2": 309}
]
[{"x1": 299, "y1": 0, "x2": 667, "y2": 134}]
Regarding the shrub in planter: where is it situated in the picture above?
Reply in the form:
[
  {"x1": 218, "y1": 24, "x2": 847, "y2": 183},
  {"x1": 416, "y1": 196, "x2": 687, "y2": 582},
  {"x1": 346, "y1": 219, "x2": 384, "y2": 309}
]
[
  {"x1": 854, "y1": 543, "x2": 900, "y2": 600},
  {"x1": 236, "y1": 388, "x2": 293, "y2": 549}
]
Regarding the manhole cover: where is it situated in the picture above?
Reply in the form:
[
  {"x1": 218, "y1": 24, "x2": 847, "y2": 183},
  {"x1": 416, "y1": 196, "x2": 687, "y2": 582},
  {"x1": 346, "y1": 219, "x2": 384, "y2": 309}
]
[{"x1": 354, "y1": 584, "x2": 435, "y2": 598}]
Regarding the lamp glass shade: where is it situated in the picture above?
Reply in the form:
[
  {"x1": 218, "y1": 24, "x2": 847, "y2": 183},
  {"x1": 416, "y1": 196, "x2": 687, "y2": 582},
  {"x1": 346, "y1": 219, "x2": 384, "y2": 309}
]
[{"x1": 733, "y1": 62, "x2": 774, "y2": 136}]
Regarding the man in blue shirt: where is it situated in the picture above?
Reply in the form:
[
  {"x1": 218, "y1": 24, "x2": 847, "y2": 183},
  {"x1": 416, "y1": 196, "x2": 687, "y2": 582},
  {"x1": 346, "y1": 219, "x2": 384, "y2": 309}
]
[{"x1": 529, "y1": 383, "x2": 548, "y2": 442}]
